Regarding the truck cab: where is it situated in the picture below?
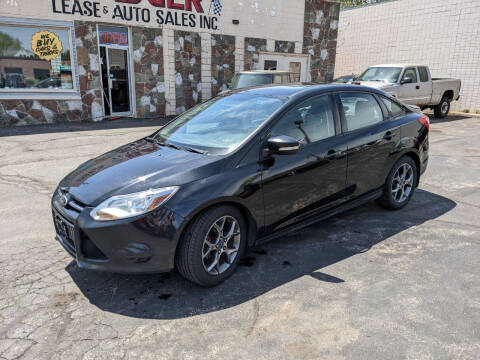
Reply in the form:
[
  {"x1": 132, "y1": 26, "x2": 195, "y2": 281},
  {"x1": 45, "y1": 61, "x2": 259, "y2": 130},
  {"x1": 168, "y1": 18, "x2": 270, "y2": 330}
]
[{"x1": 354, "y1": 64, "x2": 461, "y2": 118}]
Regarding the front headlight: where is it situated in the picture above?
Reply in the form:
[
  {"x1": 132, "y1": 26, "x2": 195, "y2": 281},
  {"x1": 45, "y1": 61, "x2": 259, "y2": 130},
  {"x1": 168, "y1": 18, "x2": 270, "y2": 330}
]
[{"x1": 90, "y1": 187, "x2": 179, "y2": 221}]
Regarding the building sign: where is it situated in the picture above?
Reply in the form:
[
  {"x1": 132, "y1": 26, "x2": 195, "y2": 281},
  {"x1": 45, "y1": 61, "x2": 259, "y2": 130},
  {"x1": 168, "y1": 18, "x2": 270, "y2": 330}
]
[
  {"x1": 31, "y1": 30, "x2": 63, "y2": 61},
  {"x1": 51, "y1": 0, "x2": 222, "y2": 30}
]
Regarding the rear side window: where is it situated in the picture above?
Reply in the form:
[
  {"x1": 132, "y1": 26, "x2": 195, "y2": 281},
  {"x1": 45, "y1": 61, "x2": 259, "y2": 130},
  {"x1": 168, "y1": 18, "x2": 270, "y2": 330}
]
[
  {"x1": 380, "y1": 96, "x2": 405, "y2": 118},
  {"x1": 418, "y1": 67, "x2": 429, "y2": 82},
  {"x1": 339, "y1": 92, "x2": 383, "y2": 131}
]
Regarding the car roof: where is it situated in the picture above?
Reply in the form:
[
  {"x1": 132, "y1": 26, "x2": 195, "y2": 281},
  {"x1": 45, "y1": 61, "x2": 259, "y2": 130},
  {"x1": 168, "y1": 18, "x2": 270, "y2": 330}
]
[
  {"x1": 228, "y1": 83, "x2": 389, "y2": 99},
  {"x1": 237, "y1": 70, "x2": 291, "y2": 75}
]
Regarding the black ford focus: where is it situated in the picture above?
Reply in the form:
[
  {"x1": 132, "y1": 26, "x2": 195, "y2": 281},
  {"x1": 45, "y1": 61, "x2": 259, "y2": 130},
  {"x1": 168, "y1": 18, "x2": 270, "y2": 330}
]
[{"x1": 52, "y1": 84, "x2": 429, "y2": 286}]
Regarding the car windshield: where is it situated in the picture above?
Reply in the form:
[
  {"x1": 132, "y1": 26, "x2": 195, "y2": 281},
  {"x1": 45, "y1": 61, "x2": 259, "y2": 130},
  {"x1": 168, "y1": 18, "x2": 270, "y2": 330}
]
[
  {"x1": 153, "y1": 93, "x2": 285, "y2": 155},
  {"x1": 357, "y1": 67, "x2": 402, "y2": 83},
  {"x1": 231, "y1": 74, "x2": 273, "y2": 89}
]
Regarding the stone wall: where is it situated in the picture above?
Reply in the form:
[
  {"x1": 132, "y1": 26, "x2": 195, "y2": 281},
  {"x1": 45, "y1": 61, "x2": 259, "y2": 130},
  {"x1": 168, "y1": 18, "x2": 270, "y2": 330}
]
[
  {"x1": 132, "y1": 27, "x2": 165, "y2": 118},
  {"x1": 211, "y1": 35, "x2": 235, "y2": 96},
  {"x1": 244, "y1": 38, "x2": 267, "y2": 71},
  {"x1": 275, "y1": 41, "x2": 296, "y2": 54},
  {"x1": 303, "y1": 0, "x2": 340, "y2": 82},
  {"x1": 174, "y1": 30, "x2": 202, "y2": 115},
  {"x1": 0, "y1": 21, "x2": 103, "y2": 127}
]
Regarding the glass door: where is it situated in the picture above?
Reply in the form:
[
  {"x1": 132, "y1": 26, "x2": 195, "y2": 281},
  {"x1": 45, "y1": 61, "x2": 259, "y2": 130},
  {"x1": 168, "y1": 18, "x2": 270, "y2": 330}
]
[
  {"x1": 98, "y1": 26, "x2": 132, "y2": 117},
  {"x1": 107, "y1": 48, "x2": 131, "y2": 115}
]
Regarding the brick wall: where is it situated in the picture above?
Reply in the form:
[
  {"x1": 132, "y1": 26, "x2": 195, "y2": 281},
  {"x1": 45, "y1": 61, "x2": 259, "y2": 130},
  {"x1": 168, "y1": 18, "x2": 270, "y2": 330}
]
[{"x1": 335, "y1": 0, "x2": 480, "y2": 112}]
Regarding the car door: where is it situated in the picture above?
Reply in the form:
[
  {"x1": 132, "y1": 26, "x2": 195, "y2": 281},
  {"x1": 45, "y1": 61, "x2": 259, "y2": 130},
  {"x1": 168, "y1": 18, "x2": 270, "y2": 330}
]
[
  {"x1": 261, "y1": 94, "x2": 348, "y2": 233},
  {"x1": 397, "y1": 67, "x2": 420, "y2": 104},
  {"x1": 337, "y1": 91, "x2": 401, "y2": 198}
]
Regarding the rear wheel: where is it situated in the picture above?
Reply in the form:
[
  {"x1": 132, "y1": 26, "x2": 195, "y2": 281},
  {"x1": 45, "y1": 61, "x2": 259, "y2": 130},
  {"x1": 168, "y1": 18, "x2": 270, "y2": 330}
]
[
  {"x1": 434, "y1": 96, "x2": 451, "y2": 118},
  {"x1": 176, "y1": 205, "x2": 247, "y2": 287},
  {"x1": 377, "y1": 156, "x2": 418, "y2": 210}
]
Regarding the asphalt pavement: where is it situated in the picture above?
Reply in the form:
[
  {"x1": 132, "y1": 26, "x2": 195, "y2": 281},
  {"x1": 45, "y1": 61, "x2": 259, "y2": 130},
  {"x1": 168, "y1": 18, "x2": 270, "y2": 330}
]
[{"x1": 0, "y1": 115, "x2": 479, "y2": 359}]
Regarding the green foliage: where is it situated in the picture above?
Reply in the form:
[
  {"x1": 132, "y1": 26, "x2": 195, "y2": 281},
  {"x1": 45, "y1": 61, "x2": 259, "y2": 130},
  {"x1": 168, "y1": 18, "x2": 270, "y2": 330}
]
[
  {"x1": 339, "y1": 0, "x2": 391, "y2": 9},
  {"x1": 0, "y1": 31, "x2": 22, "y2": 57},
  {"x1": 462, "y1": 109, "x2": 470, "y2": 114}
]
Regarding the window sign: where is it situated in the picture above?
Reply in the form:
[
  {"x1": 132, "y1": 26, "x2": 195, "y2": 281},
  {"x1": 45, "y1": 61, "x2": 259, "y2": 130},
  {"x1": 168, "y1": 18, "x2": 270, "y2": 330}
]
[
  {"x1": 0, "y1": 24, "x2": 74, "y2": 91},
  {"x1": 98, "y1": 26, "x2": 128, "y2": 46}
]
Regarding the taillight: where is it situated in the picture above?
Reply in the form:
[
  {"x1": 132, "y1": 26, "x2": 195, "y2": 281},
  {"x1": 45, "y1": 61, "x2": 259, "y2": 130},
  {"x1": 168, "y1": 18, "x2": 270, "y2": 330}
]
[{"x1": 418, "y1": 115, "x2": 430, "y2": 132}]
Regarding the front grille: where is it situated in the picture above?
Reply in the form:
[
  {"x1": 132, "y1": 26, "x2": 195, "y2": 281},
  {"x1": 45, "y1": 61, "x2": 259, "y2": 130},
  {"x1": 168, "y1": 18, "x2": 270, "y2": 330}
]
[
  {"x1": 53, "y1": 210, "x2": 76, "y2": 256},
  {"x1": 67, "y1": 198, "x2": 85, "y2": 213}
]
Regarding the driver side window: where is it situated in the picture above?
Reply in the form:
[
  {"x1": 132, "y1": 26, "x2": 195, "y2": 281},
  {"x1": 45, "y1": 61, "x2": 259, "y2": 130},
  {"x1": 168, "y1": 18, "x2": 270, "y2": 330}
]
[
  {"x1": 270, "y1": 95, "x2": 335, "y2": 144},
  {"x1": 402, "y1": 68, "x2": 418, "y2": 83}
]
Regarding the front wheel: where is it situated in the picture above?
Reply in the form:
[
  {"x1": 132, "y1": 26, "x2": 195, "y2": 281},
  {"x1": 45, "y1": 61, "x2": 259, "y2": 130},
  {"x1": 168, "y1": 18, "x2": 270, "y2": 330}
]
[
  {"x1": 434, "y1": 97, "x2": 451, "y2": 118},
  {"x1": 176, "y1": 205, "x2": 247, "y2": 287},
  {"x1": 377, "y1": 156, "x2": 418, "y2": 210}
]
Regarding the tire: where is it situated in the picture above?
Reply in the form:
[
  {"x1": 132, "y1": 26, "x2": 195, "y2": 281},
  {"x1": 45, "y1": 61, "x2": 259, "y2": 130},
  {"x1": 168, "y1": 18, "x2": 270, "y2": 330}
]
[
  {"x1": 434, "y1": 96, "x2": 451, "y2": 118},
  {"x1": 377, "y1": 156, "x2": 418, "y2": 210},
  {"x1": 176, "y1": 205, "x2": 247, "y2": 287}
]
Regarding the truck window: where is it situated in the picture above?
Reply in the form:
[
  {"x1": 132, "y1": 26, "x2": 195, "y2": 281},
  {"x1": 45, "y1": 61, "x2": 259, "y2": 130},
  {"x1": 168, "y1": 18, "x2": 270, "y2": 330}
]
[
  {"x1": 402, "y1": 68, "x2": 418, "y2": 83},
  {"x1": 418, "y1": 67, "x2": 429, "y2": 82}
]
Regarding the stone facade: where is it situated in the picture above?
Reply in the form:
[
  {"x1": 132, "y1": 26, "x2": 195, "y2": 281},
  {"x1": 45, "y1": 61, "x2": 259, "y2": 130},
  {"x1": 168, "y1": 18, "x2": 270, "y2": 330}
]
[
  {"x1": 132, "y1": 27, "x2": 165, "y2": 118},
  {"x1": 211, "y1": 34, "x2": 236, "y2": 96},
  {"x1": 244, "y1": 38, "x2": 267, "y2": 71},
  {"x1": 275, "y1": 41, "x2": 296, "y2": 54},
  {"x1": 174, "y1": 31, "x2": 202, "y2": 115},
  {"x1": 303, "y1": 0, "x2": 340, "y2": 82}
]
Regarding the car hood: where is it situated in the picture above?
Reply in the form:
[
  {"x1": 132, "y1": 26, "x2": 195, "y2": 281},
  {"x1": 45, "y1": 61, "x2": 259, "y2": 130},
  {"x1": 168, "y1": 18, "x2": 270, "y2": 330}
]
[{"x1": 58, "y1": 139, "x2": 221, "y2": 206}]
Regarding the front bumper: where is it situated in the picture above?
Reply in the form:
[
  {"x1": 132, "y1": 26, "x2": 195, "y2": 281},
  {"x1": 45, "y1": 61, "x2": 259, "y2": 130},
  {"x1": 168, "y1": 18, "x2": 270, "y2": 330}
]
[{"x1": 52, "y1": 198, "x2": 185, "y2": 274}]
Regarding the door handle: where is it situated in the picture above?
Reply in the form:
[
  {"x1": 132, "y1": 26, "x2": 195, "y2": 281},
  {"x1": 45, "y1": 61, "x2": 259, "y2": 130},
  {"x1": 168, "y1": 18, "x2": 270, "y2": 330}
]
[
  {"x1": 416, "y1": 86, "x2": 420, "y2": 90},
  {"x1": 324, "y1": 149, "x2": 337, "y2": 160},
  {"x1": 384, "y1": 131, "x2": 394, "y2": 141}
]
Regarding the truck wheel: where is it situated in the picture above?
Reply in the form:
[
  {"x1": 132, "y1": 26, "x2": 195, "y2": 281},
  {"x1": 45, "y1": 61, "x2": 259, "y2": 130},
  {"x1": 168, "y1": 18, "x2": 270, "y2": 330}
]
[
  {"x1": 434, "y1": 97, "x2": 450, "y2": 118},
  {"x1": 176, "y1": 205, "x2": 247, "y2": 287}
]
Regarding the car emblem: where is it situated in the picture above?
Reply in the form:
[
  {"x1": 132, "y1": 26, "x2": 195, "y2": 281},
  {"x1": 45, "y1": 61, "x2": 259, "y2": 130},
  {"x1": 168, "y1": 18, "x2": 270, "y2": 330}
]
[{"x1": 60, "y1": 195, "x2": 70, "y2": 207}]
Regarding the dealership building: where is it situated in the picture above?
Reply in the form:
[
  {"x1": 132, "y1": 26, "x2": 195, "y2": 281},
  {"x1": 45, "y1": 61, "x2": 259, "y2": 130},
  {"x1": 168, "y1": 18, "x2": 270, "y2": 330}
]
[{"x1": 0, "y1": 0, "x2": 339, "y2": 127}]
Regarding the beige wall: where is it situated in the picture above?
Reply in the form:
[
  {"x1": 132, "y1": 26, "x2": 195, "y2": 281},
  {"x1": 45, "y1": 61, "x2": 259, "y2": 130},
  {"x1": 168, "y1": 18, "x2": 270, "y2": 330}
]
[
  {"x1": 335, "y1": 0, "x2": 480, "y2": 112},
  {"x1": 1, "y1": 0, "x2": 306, "y2": 43}
]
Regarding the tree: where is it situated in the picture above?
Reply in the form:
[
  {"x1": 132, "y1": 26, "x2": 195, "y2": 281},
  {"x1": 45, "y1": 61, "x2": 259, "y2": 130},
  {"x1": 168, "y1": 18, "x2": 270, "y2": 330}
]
[
  {"x1": 0, "y1": 31, "x2": 22, "y2": 57},
  {"x1": 339, "y1": 0, "x2": 380, "y2": 9}
]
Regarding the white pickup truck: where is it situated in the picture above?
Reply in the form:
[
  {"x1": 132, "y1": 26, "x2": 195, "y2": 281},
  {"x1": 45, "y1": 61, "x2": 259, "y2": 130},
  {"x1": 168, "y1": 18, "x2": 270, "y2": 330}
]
[{"x1": 353, "y1": 64, "x2": 461, "y2": 118}]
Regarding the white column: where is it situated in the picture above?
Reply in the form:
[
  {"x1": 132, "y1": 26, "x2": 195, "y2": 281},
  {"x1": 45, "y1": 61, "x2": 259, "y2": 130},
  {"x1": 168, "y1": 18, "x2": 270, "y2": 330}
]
[
  {"x1": 201, "y1": 32, "x2": 212, "y2": 101},
  {"x1": 295, "y1": 41, "x2": 303, "y2": 54},
  {"x1": 163, "y1": 28, "x2": 176, "y2": 116},
  {"x1": 266, "y1": 39, "x2": 275, "y2": 52},
  {"x1": 235, "y1": 36, "x2": 245, "y2": 72}
]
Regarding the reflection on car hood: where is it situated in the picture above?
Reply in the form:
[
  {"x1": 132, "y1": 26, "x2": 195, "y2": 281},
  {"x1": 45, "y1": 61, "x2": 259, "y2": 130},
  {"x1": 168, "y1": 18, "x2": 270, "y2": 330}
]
[{"x1": 58, "y1": 139, "x2": 220, "y2": 206}]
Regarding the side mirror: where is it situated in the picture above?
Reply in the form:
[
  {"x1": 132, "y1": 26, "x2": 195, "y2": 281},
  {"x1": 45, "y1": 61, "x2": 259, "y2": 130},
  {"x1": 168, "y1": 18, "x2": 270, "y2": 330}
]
[
  {"x1": 401, "y1": 77, "x2": 413, "y2": 85},
  {"x1": 266, "y1": 135, "x2": 300, "y2": 156}
]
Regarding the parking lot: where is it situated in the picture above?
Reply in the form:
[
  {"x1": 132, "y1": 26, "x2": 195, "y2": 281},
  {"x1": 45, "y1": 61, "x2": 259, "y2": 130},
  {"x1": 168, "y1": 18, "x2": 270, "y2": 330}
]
[{"x1": 0, "y1": 115, "x2": 479, "y2": 359}]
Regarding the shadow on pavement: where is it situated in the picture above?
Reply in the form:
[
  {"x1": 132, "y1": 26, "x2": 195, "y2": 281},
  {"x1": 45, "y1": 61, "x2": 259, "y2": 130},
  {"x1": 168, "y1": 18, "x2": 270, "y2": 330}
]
[
  {"x1": 67, "y1": 189, "x2": 456, "y2": 319},
  {"x1": 0, "y1": 117, "x2": 170, "y2": 137},
  {"x1": 424, "y1": 113, "x2": 472, "y2": 124}
]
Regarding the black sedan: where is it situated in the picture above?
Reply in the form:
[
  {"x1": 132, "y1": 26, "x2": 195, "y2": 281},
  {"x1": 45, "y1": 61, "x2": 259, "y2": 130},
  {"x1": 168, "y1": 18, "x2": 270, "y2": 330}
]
[{"x1": 52, "y1": 84, "x2": 429, "y2": 286}]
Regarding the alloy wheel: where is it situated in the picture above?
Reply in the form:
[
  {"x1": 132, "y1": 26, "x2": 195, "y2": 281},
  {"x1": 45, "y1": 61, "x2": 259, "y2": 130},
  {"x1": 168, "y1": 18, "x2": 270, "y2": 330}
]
[
  {"x1": 202, "y1": 216, "x2": 241, "y2": 275},
  {"x1": 391, "y1": 163, "x2": 414, "y2": 203},
  {"x1": 441, "y1": 100, "x2": 449, "y2": 115}
]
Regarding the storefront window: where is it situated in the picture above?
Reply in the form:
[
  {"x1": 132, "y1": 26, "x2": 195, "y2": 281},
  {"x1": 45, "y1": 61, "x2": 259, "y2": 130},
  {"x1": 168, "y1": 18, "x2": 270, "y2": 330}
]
[{"x1": 0, "y1": 24, "x2": 74, "y2": 91}]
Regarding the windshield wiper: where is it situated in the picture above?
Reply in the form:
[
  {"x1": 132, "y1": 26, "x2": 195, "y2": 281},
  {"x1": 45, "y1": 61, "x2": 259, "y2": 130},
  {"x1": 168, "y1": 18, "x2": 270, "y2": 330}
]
[{"x1": 146, "y1": 137, "x2": 206, "y2": 154}]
